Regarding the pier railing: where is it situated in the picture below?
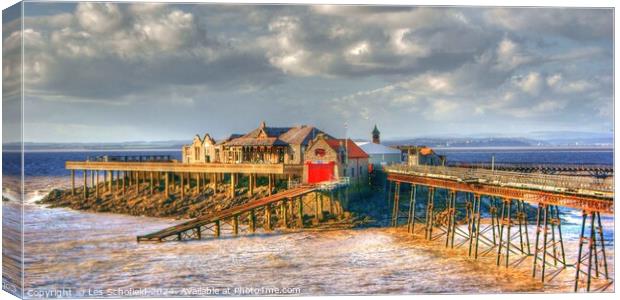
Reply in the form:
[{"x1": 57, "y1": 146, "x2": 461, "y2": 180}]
[{"x1": 385, "y1": 164, "x2": 613, "y2": 194}]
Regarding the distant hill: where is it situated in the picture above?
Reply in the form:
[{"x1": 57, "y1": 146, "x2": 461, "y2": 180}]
[
  {"x1": 383, "y1": 137, "x2": 540, "y2": 148},
  {"x1": 382, "y1": 134, "x2": 613, "y2": 148},
  {"x1": 5, "y1": 140, "x2": 190, "y2": 151}
]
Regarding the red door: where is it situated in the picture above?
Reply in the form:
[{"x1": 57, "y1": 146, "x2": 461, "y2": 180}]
[{"x1": 306, "y1": 161, "x2": 335, "y2": 183}]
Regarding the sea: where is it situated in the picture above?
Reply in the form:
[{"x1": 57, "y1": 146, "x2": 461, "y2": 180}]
[{"x1": 1, "y1": 148, "x2": 615, "y2": 297}]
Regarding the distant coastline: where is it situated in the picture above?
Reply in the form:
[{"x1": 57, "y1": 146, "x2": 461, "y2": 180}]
[
  {"x1": 434, "y1": 146, "x2": 613, "y2": 152},
  {"x1": 0, "y1": 145, "x2": 612, "y2": 153}
]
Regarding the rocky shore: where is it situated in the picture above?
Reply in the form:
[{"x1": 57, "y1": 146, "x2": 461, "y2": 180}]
[
  {"x1": 38, "y1": 183, "x2": 275, "y2": 219},
  {"x1": 38, "y1": 182, "x2": 369, "y2": 228}
]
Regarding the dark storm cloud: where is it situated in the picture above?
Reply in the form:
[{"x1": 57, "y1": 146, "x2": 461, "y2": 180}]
[{"x1": 11, "y1": 3, "x2": 613, "y2": 142}]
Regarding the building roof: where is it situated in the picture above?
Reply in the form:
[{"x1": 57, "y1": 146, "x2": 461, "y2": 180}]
[
  {"x1": 355, "y1": 141, "x2": 401, "y2": 155},
  {"x1": 325, "y1": 139, "x2": 369, "y2": 159},
  {"x1": 224, "y1": 137, "x2": 289, "y2": 147},
  {"x1": 280, "y1": 126, "x2": 332, "y2": 145},
  {"x1": 223, "y1": 122, "x2": 330, "y2": 147}
]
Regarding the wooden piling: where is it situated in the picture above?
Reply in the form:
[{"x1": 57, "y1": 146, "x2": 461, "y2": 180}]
[
  {"x1": 249, "y1": 209, "x2": 256, "y2": 233},
  {"x1": 214, "y1": 220, "x2": 221, "y2": 237},
  {"x1": 83, "y1": 170, "x2": 87, "y2": 199},
  {"x1": 122, "y1": 171, "x2": 126, "y2": 196},
  {"x1": 95, "y1": 171, "x2": 99, "y2": 198},
  {"x1": 180, "y1": 173, "x2": 185, "y2": 200},
  {"x1": 297, "y1": 197, "x2": 304, "y2": 228},
  {"x1": 164, "y1": 172, "x2": 169, "y2": 198},
  {"x1": 232, "y1": 215, "x2": 239, "y2": 235},
  {"x1": 229, "y1": 173, "x2": 236, "y2": 198},
  {"x1": 314, "y1": 193, "x2": 321, "y2": 223},
  {"x1": 150, "y1": 172, "x2": 154, "y2": 195},
  {"x1": 264, "y1": 204, "x2": 272, "y2": 231},
  {"x1": 71, "y1": 170, "x2": 75, "y2": 196},
  {"x1": 281, "y1": 199, "x2": 289, "y2": 228},
  {"x1": 248, "y1": 174, "x2": 254, "y2": 196},
  {"x1": 196, "y1": 173, "x2": 201, "y2": 194},
  {"x1": 108, "y1": 170, "x2": 113, "y2": 193}
]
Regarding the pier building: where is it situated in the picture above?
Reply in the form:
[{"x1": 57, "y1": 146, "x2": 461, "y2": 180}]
[
  {"x1": 182, "y1": 121, "x2": 331, "y2": 165},
  {"x1": 304, "y1": 134, "x2": 369, "y2": 185}
]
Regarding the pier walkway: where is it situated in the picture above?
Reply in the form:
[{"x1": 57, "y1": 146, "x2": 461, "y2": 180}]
[
  {"x1": 385, "y1": 164, "x2": 613, "y2": 292},
  {"x1": 137, "y1": 185, "x2": 317, "y2": 242},
  {"x1": 447, "y1": 162, "x2": 613, "y2": 178}
]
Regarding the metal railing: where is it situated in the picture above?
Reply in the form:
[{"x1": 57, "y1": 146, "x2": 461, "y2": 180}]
[
  {"x1": 385, "y1": 164, "x2": 613, "y2": 193},
  {"x1": 447, "y1": 161, "x2": 613, "y2": 171},
  {"x1": 87, "y1": 155, "x2": 173, "y2": 162},
  {"x1": 316, "y1": 177, "x2": 350, "y2": 190}
]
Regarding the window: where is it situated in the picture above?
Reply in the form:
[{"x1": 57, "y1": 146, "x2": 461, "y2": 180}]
[
  {"x1": 360, "y1": 166, "x2": 363, "y2": 176},
  {"x1": 351, "y1": 167, "x2": 355, "y2": 177},
  {"x1": 194, "y1": 146, "x2": 200, "y2": 161}
]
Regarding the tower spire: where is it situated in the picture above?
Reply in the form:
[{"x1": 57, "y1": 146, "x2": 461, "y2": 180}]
[{"x1": 372, "y1": 124, "x2": 380, "y2": 144}]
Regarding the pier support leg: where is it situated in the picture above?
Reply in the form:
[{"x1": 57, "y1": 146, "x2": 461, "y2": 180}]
[
  {"x1": 425, "y1": 187, "x2": 435, "y2": 240},
  {"x1": 150, "y1": 172, "x2": 154, "y2": 196},
  {"x1": 533, "y1": 204, "x2": 567, "y2": 282},
  {"x1": 248, "y1": 174, "x2": 254, "y2": 196},
  {"x1": 230, "y1": 173, "x2": 236, "y2": 198},
  {"x1": 249, "y1": 209, "x2": 256, "y2": 233},
  {"x1": 180, "y1": 173, "x2": 185, "y2": 200},
  {"x1": 574, "y1": 210, "x2": 609, "y2": 292},
  {"x1": 195, "y1": 173, "x2": 200, "y2": 195},
  {"x1": 122, "y1": 171, "x2": 126, "y2": 196},
  {"x1": 445, "y1": 190, "x2": 456, "y2": 248},
  {"x1": 449, "y1": 191, "x2": 458, "y2": 248},
  {"x1": 407, "y1": 184, "x2": 417, "y2": 234},
  {"x1": 213, "y1": 173, "x2": 219, "y2": 192},
  {"x1": 297, "y1": 197, "x2": 304, "y2": 228},
  {"x1": 71, "y1": 170, "x2": 75, "y2": 196},
  {"x1": 83, "y1": 170, "x2": 88, "y2": 199},
  {"x1": 108, "y1": 171, "x2": 113, "y2": 193},
  {"x1": 496, "y1": 198, "x2": 508, "y2": 266},
  {"x1": 268, "y1": 174, "x2": 273, "y2": 196},
  {"x1": 95, "y1": 171, "x2": 99, "y2": 198},
  {"x1": 232, "y1": 215, "x2": 239, "y2": 236},
  {"x1": 473, "y1": 194, "x2": 482, "y2": 258},
  {"x1": 214, "y1": 220, "x2": 220, "y2": 238},
  {"x1": 281, "y1": 199, "x2": 289, "y2": 228},
  {"x1": 264, "y1": 204, "x2": 272, "y2": 231},
  {"x1": 391, "y1": 182, "x2": 401, "y2": 227}
]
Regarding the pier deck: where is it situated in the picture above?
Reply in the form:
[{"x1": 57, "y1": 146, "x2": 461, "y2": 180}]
[
  {"x1": 66, "y1": 161, "x2": 304, "y2": 175},
  {"x1": 386, "y1": 165, "x2": 613, "y2": 213}
]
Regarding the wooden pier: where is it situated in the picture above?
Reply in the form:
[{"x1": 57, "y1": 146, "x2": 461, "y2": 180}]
[
  {"x1": 137, "y1": 185, "x2": 318, "y2": 242},
  {"x1": 66, "y1": 159, "x2": 304, "y2": 199},
  {"x1": 385, "y1": 164, "x2": 613, "y2": 293}
]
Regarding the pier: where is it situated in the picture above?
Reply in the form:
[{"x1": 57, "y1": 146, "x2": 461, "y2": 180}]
[
  {"x1": 447, "y1": 162, "x2": 613, "y2": 178},
  {"x1": 385, "y1": 164, "x2": 613, "y2": 292},
  {"x1": 66, "y1": 157, "x2": 304, "y2": 200}
]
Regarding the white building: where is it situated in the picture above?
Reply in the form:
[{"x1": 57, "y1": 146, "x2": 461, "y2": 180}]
[{"x1": 355, "y1": 126, "x2": 401, "y2": 170}]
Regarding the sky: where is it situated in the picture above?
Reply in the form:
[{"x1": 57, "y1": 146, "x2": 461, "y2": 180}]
[{"x1": 2, "y1": 2, "x2": 614, "y2": 143}]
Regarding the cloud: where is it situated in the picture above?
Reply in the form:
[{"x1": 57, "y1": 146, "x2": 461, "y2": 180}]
[
  {"x1": 484, "y1": 8, "x2": 613, "y2": 41},
  {"x1": 76, "y1": 3, "x2": 123, "y2": 34},
  {"x1": 7, "y1": 4, "x2": 613, "y2": 141},
  {"x1": 21, "y1": 3, "x2": 282, "y2": 100},
  {"x1": 514, "y1": 72, "x2": 543, "y2": 95}
]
